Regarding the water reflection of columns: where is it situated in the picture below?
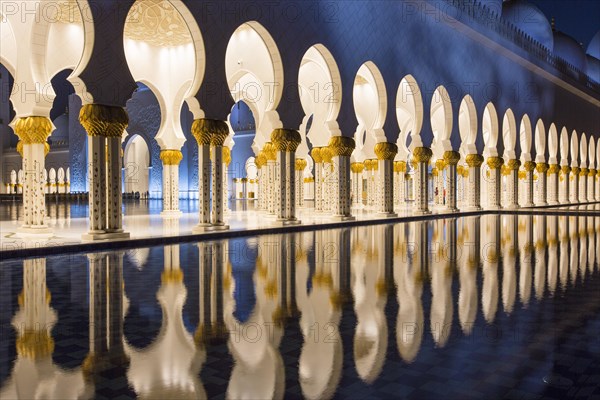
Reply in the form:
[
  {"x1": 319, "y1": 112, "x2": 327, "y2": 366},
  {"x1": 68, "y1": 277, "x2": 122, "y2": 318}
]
[
  {"x1": 501, "y1": 215, "x2": 517, "y2": 314},
  {"x1": 430, "y1": 220, "x2": 453, "y2": 347},
  {"x1": 83, "y1": 252, "x2": 128, "y2": 393},
  {"x1": 533, "y1": 216, "x2": 547, "y2": 300},
  {"x1": 395, "y1": 221, "x2": 425, "y2": 363},
  {"x1": 518, "y1": 215, "x2": 533, "y2": 306},
  {"x1": 558, "y1": 216, "x2": 570, "y2": 290},
  {"x1": 578, "y1": 216, "x2": 588, "y2": 278},
  {"x1": 459, "y1": 216, "x2": 479, "y2": 334},
  {"x1": 547, "y1": 215, "x2": 559, "y2": 295},
  {"x1": 481, "y1": 215, "x2": 499, "y2": 323},
  {"x1": 569, "y1": 216, "x2": 579, "y2": 284}
]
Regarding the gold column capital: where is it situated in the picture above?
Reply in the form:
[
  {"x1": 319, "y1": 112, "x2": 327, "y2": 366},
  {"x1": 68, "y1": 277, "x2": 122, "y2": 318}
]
[
  {"x1": 191, "y1": 118, "x2": 227, "y2": 146},
  {"x1": 321, "y1": 147, "x2": 333, "y2": 163},
  {"x1": 311, "y1": 147, "x2": 322, "y2": 163},
  {"x1": 571, "y1": 166, "x2": 581, "y2": 175},
  {"x1": 161, "y1": 269, "x2": 184, "y2": 284},
  {"x1": 271, "y1": 128, "x2": 301, "y2": 152},
  {"x1": 579, "y1": 167, "x2": 589, "y2": 176},
  {"x1": 160, "y1": 150, "x2": 183, "y2": 166},
  {"x1": 588, "y1": 168, "x2": 596, "y2": 177},
  {"x1": 561, "y1": 165, "x2": 571, "y2": 174},
  {"x1": 507, "y1": 159, "x2": 521, "y2": 170},
  {"x1": 548, "y1": 164, "x2": 561, "y2": 174},
  {"x1": 412, "y1": 147, "x2": 433, "y2": 163},
  {"x1": 79, "y1": 104, "x2": 128, "y2": 137},
  {"x1": 465, "y1": 154, "x2": 484, "y2": 167},
  {"x1": 255, "y1": 153, "x2": 267, "y2": 168},
  {"x1": 535, "y1": 162, "x2": 549, "y2": 173},
  {"x1": 523, "y1": 161, "x2": 537, "y2": 172},
  {"x1": 263, "y1": 142, "x2": 277, "y2": 161},
  {"x1": 443, "y1": 151, "x2": 460, "y2": 165},
  {"x1": 351, "y1": 162, "x2": 365, "y2": 173},
  {"x1": 295, "y1": 158, "x2": 308, "y2": 171},
  {"x1": 486, "y1": 156, "x2": 504, "y2": 170},
  {"x1": 435, "y1": 159, "x2": 446, "y2": 170},
  {"x1": 223, "y1": 146, "x2": 232, "y2": 165},
  {"x1": 394, "y1": 161, "x2": 407, "y2": 173},
  {"x1": 374, "y1": 142, "x2": 398, "y2": 161},
  {"x1": 328, "y1": 136, "x2": 355, "y2": 157},
  {"x1": 14, "y1": 116, "x2": 53, "y2": 144}
]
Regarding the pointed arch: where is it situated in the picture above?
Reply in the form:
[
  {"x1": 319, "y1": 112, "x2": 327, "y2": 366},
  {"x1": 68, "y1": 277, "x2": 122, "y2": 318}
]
[{"x1": 395, "y1": 74, "x2": 424, "y2": 158}]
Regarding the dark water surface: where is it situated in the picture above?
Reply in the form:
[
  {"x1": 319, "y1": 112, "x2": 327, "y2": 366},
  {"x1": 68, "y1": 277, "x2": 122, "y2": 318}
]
[{"x1": 1, "y1": 214, "x2": 599, "y2": 399}]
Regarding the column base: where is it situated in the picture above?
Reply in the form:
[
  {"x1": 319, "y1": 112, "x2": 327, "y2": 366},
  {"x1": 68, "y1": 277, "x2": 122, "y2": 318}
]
[
  {"x1": 486, "y1": 205, "x2": 502, "y2": 210},
  {"x1": 445, "y1": 207, "x2": 460, "y2": 213},
  {"x1": 273, "y1": 219, "x2": 302, "y2": 226},
  {"x1": 535, "y1": 201, "x2": 548, "y2": 207},
  {"x1": 192, "y1": 223, "x2": 212, "y2": 233},
  {"x1": 522, "y1": 202, "x2": 535, "y2": 208},
  {"x1": 161, "y1": 210, "x2": 183, "y2": 217},
  {"x1": 414, "y1": 210, "x2": 432, "y2": 215},
  {"x1": 82, "y1": 231, "x2": 130, "y2": 241},
  {"x1": 505, "y1": 204, "x2": 520, "y2": 210},
  {"x1": 377, "y1": 212, "x2": 398, "y2": 218},
  {"x1": 208, "y1": 224, "x2": 230, "y2": 231},
  {"x1": 16, "y1": 226, "x2": 53, "y2": 237},
  {"x1": 464, "y1": 206, "x2": 483, "y2": 212},
  {"x1": 330, "y1": 215, "x2": 356, "y2": 222}
]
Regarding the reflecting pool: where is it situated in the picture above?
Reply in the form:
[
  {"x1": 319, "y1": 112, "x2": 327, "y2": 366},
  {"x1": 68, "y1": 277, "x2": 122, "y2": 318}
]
[{"x1": 1, "y1": 214, "x2": 599, "y2": 399}]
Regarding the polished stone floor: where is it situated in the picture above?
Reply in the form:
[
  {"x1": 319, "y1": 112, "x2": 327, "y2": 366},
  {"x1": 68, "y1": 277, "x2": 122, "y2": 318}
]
[
  {"x1": 1, "y1": 214, "x2": 599, "y2": 399},
  {"x1": 1, "y1": 199, "x2": 599, "y2": 254}
]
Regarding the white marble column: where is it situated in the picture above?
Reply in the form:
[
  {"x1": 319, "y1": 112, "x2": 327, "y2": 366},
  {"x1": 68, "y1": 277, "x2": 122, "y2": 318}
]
[
  {"x1": 271, "y1": 129, "x2": 302, "y2": 225},
  {"x1": 560, "y1": 166, "x2": 570, "y2": 204},
  {"x1": 295, "y1": 159, "x2": 307, "y2": 208},
  {"x1": 523, "y1": 161, "x2": 536, "y2": 207},
  {"x1": 312, "y1": 148, "x2": 324, "y2": 212},
  {"x1": 393, "y1": 161, "x2": 407, "y2": 209},
  {"x1": 160, "y1": 150, "x2": 183, "y2": 216},
  {"x1": 191, "y1": 119, "x2": 215, "y2": 232},
  {"x1": 570, "y1": 167, "x2": 580, "y2": 203},
  {"x1": 210, "y1": 130, "x2": 229, "y2": 230},
  {"x1": 587, "y1": 168, "x2": 595, "y2": 202},
  {"x1": 79, "y1": 105, "x2": 129, "y2": 240},
  {"x1": 443, "y1": 151, "x2": 460, "y2": 212},
  {"x1": 375, "y1": 142, "x2": 398, "y2": 217},
  {"x1": 256, "y1": 153, "x2": 267, "y2": 211},
  {"x1": 264, "y1": 142, "x2": 277, "y2": 216},
  {"x1": 351, "y1": 162, "x2": 365, "y2": 208},
  {"x1": 579, "y1": 167, "x2": 588, "y2": 203},
  {"x1": 223, "y1": 146, "x2": 232, "y2": 214},
  {"x1": 535, "y1": 163, "x2": 549, "y2": 206},
  {"x1": 596, "y1": 170, "x2": 600, "y2": 201},
  {"x1": 434, "y1": 159, "x2": 445, "y2": 207},
  {"x1": 465, "y1": 154, "x2": 484, "y2": 211},
  {"x1": 329, "y1": 136, "x2": 356, "y2": 221},
  {"x1": 547, "y1": 164, "x2": 560, "y2": 205},
  {"x1": 413, "y1": 147, "x2": 433, "y2": 215},
  {"x1": 14, "y1": 117, "x2": 52, "y2": 235},
  {"x1": 486, "y1": 156, "x2": 503, "y2": 210},
  {"x1": 504, "y1": 159, "x2": 520, "y2": 209}
]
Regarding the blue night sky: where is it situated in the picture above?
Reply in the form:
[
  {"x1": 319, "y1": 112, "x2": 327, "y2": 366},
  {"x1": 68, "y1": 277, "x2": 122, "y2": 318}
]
[{"x1": 528, "y1": 0, "x2": 600, "y2": 47}]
